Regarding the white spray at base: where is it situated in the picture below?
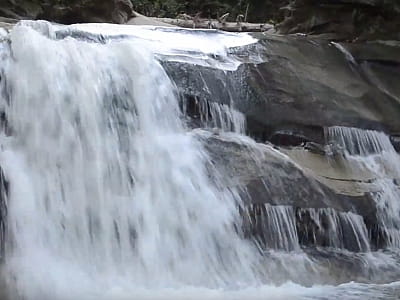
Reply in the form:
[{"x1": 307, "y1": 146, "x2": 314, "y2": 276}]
[
  {"x1": 0, "y1": 23, "x2": 262, "y2": 299},
  {"x1": 1, "y1": 21, "x2": 400, "y2": 300}
]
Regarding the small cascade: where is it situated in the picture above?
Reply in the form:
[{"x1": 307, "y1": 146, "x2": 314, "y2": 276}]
[
  {"x1": 325, "y1": 126, "x2": 400, "y2": 249},
  {"x1": 199, "y1": 101, "x2": 246, "y2": 134},
  {"x1": 325, "y1": 126, "x2": 394, "y2": 156},
  {"x1": 0, "y1": 22, "x2": 263, "y2": 299},
  {"x1": 372, "y1": 186, "x2": 400, "y2": 248},
  {"x1": 361, "y1": 156, "x2": 400, "y2": 248},
  {"x1": 243, "y1": 204, "x2": 370, "y2": 252},
  {"x1": 331, "y1": 42, "x2": 357, "y2": 65},
  {"x1": 243, "y1": 204, "x2": 299, "y2": 251},
  {"x1": 0, "y1": 19, "x2": 400, "y2": 300},
  {"x1": 182, "y1": 97, "x2": 246, "y2": 134},
  {"x1": 296, "y1": 208, "x2": 370, "y2": 252}
]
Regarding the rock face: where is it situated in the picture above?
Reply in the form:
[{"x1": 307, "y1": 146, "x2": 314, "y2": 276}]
[
  {"x1": 1, "y1": 0, "x2": 399, "y2": 41},
  {"x1": 277, "y1": 0, "x2": 400, "y2": 41},
  {"x1": 198, "y1": 131, "x2": 385, "y2": 251},
  {"x1": 1, "y1": 22, "x2": 400, "y2": 286},
  {"x1": 163, "y1": 31, "x2": 400, "y2": 252},
  {"x1": 0, "y1": 1, "x2": 43, "y2": 20},
  {"x1": 0, "y1": 0, "x2": 133, "y2": 24},
  {"x1": 165, "y1": 35, "x2": 400, "y2": 144}
]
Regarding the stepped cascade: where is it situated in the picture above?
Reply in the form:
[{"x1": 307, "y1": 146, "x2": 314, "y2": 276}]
[{"x1": 0, "y1": 21, "x2": 399, "y2": 299}]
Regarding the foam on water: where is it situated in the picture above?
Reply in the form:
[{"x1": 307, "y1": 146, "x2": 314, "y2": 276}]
[
  {"x1": 0, "y1": 22, "x2": 262, "y2": 299},
  {"x1": 23, "y1": 21, "x2": 258, "y2": 71},
  {"x1": 0, "y1": 21, "x2": 399, "y2": 300}
]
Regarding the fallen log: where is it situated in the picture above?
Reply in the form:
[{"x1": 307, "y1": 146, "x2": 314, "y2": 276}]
[{"x1": 147, "y1": 17, "x2": 274, "y2": 32}]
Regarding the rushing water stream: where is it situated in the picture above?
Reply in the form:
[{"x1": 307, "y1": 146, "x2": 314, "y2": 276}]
[{"x1": 0, "y1": 21, "x2": 399, "y2": 299}]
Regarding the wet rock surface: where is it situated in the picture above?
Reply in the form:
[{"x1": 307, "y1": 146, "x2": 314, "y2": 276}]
[
  {"x1": 1, "y1": 1, "x2": 399, "y2": 42},
  {"x1": 277, "y1": 0, "x2": 400, "y2": 41},
  {"x1": 166, "y1": 34, "x2": 400, "y2": 144},
  {"x1": 0, "y1": 17, "x2": 399, "y2": 289},
  {"x1": 164, "y1": 31, "x2": 400, "y2": 253},
  {"x1": 199, "y1": 132, "x2": 388, "y2": 251},
  {"x1": 0, "y1": 0, "x2": 133, "y2": 24}
]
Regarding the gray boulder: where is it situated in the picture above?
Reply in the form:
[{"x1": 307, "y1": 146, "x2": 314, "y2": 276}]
[
  {"x1": 0, "y1": 0, "x2": 133, "y2": 24},
  {"x1": 277, "y1": 0, "x2": 400, "y2": 41},
  {"x1": 164, "y1": 34, "x2": 400, "y2": 144}
]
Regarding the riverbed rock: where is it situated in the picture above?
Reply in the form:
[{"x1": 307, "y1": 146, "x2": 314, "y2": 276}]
[
  {"x1": 0, "y1": 0, "x2": 43, "y2": 19},
  {"x1": 277, "y1": 0, "x2": 400, "y2": 41},
  {"x1": 165, "y1": 33, "x2": 400, "y2": 145},
  {"x1": 0, "y1": 0, "x2": 134, "y2": 24},
  {"x1": 162, "y1": 33, "x2": 400, "y2": 250},
  {"x1": 199, "y1": 132, "x2": 389, "y2": 250}
]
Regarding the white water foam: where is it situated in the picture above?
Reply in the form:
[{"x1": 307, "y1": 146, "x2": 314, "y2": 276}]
[
  {"x1": 0, "y1": 21, "x2": 399, "y2": 300},
  {"x1": 326, "y1": 126, "x2": 400, "y2": 248},
  {"x1": 17, "y1": 20, "x2": 258, "y2": 71},
  {"x1": 198, "y1": 101, "x2": 246, "y2": 134},
  {"x1": 0, "y1": 23, "x2": 261, "y2": 299},
  {"x1": 326, "y1": 126, "x2": 394, "y2": 156}
]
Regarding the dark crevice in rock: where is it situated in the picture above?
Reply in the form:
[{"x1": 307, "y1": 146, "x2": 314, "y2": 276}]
[
  {"x1": 390, "y1": 135, "x2": 400, "y2": 152},
  {"x1": 0, "y1": 167, "x2": 8, "y2": 263}
]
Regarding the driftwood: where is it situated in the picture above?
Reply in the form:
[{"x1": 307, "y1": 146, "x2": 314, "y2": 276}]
[{"x1": 149, "y1": 17, "x2": 274, "y2": 32}]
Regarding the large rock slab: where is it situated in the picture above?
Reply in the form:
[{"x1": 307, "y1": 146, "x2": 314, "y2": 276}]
[
  {"x1": 198, "y1": 131, "x2": 376, "y2": 214},
  {"x1": 165, "y1": 33, "x2": 400, "y2": 144},
  {"x1": 277, "y1": 0, "x2": 400, "y2": 41},
  {"x1": 0, "y1": 0, "x2": 133, "y2": 24},
  {"x1": 0, "y1": 0, "x2": 43, "y2": 19},
  {"x1": 198, "y1": 132, "x2": 391, "y2": 251}
]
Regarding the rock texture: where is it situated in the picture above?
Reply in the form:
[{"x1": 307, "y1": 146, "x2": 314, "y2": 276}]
[
  {"x1": 277, "y1": 0, "x2": 400, "y2": 41},
  {"x1": 0, "y1": 0, "x2": 43, "y2": 20},
  {"x1": 1, "y1": 1, "x2": 399, "y2": 41},
  {"x1": 0, "y1": 0, "x2": 133, "y2": 24},
  {"x1": 163, "y1": 33, "x2": 400, "y2": 251},
  {"x1": 164, "y1": 35, "x2": 400, "y2": 144},
  {"x1": 199, "y1": 132, "x2": 384, "y2": 250}
]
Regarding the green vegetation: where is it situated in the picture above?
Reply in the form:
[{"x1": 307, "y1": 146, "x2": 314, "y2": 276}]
[{"x1": 131, "y1": 0, "x2": 286, "y2": 23}]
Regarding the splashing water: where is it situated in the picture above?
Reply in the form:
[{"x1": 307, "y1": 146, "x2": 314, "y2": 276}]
[
  {"x1": 326, "y1": 126, "x2": 400, "y2": 248},
  {"x1": 326, "y1": 126, "x2": 394, "y2": 156},
  {"x1": 0, "y1": 21, "x2": 400, "y2": 300},
  {"x1": 0, "y1": 22, "x2": 262, "y2": 299}
]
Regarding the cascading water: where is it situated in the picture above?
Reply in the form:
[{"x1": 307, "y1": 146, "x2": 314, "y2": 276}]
[
  {"x1": 0, "y1": 20, "x2": 400, "y2": 300},
  {"x1": 326, "y1": 126, "x2": 394, "y2": 156},
  {"x1": 326, "y1": 126, "x2": 400, "y2": 248},
  {"x1": 0, "y1": 22, "x2": 262, "y2": 299},
  {"x1": 198, "y1": 101, "x2": 246, "y2": 134}
]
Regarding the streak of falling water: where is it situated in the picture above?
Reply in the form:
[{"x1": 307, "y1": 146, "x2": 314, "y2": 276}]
[
  {"x1": 199, "y1": 101, "x2": 246, "y2": 134},
  {"x1": 325, "y1": 126, "x2": 394, "y2": 156},
  {"x1": 326, "y1": 126, "x2": 400, "y2": 248},
  {"x1": 0, "y1": 23, "x2": 262, "y2": 299}
]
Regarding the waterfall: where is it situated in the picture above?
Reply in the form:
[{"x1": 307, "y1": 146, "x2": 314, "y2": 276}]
[
  {"x1": 1, "y1": 20, "x2": 400, "y2": 300},
  {"x1": 0, "y1": 22, "x2": 261, "y2": 299},
  {"x1": 326, "y1": 126, "x2": 394, "y2": 156},
  {"x1": 243, "y1": 204, "x2": 370, "y2": 252},
  {"x1": 326, "y1": 126, "x2": 400, "y2": 248},
  {"x1": 196, "y1": 100, "x2": 246, "y2": 134}
]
